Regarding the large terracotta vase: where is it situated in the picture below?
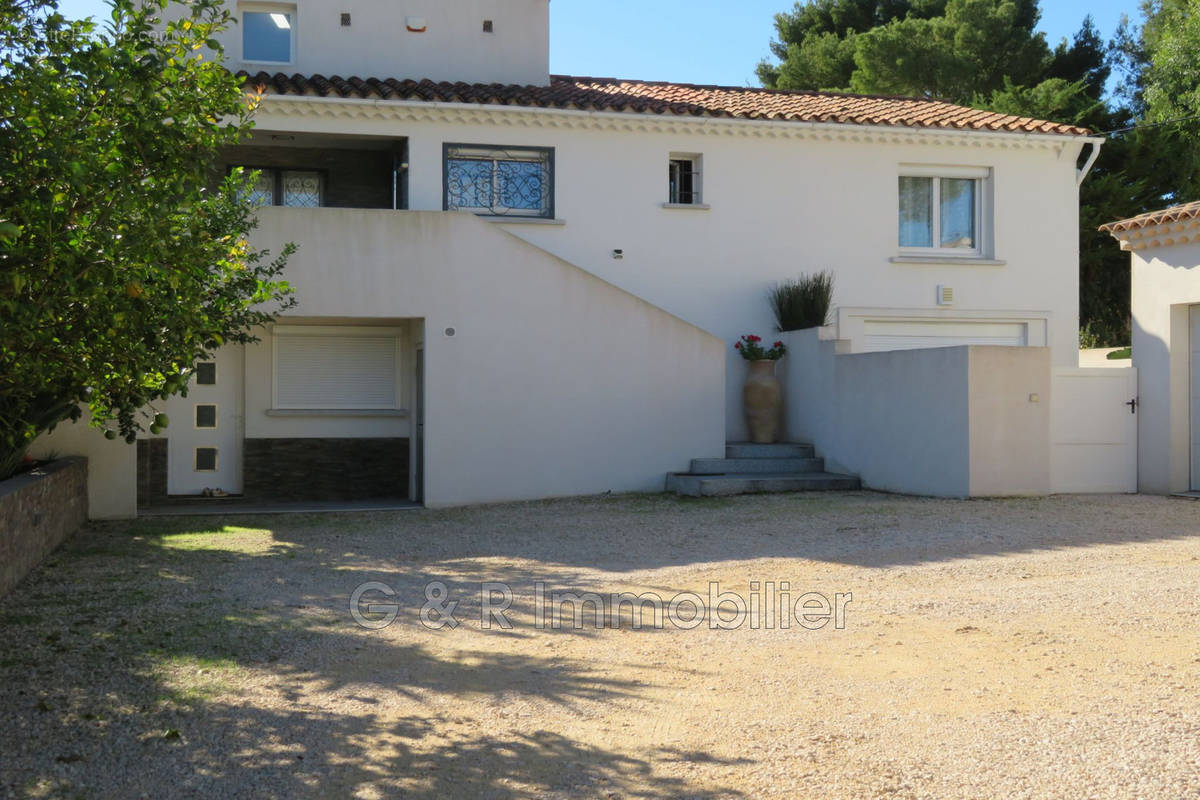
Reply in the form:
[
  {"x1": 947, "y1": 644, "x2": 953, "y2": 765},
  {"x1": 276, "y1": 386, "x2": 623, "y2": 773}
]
[{"x1": 743, "y1": 359, "x2": 782, "y2": 444}]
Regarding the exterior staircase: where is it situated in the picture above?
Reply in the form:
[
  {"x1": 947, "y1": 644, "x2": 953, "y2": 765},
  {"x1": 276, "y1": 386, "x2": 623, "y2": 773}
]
[{"x1": 666, "y1": 443, "x2": 861, "y2": 497}]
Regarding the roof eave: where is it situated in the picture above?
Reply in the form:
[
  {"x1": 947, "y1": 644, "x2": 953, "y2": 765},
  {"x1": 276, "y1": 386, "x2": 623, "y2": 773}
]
[{"x1": 251, "y1": 92, "x2": 1103, "y2": 145}]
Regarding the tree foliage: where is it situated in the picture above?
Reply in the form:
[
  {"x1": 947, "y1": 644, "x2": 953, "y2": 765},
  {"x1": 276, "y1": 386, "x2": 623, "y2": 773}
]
[
  {"x1": 849, "y1": 0, "x2": 1049, "y2": 99},
  {"x1": 0, "y1": 0, "x2": 295, "y2": 479},
  {"x1": 759, "y1": 0, "x2": 1200, "y2": 347},
  {"x1": 1137, "y1": 0, "x2": 1200, "y2": 197}
]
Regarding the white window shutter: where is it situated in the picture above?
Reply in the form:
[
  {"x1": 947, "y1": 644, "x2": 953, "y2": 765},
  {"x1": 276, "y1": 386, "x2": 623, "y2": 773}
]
[{"x1": 275, "y1": 334, "x2": 398, "y2": 408}]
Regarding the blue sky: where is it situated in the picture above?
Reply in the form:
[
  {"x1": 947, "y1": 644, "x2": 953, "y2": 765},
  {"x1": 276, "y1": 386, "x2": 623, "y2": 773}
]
[{"x1": 56, "y1": 0, "x2": 1141, "y2": 87}]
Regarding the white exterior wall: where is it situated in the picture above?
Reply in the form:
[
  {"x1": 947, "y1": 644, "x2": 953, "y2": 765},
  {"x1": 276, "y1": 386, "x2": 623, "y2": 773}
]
[
  {"x1": 250, "y1": 100, "x2": 1087, "y2": 439},
  {"x1": 782, "y1": 329, "x2": 1051, "y2": 497},
  {"x1": 34, "y1": 210, "x2": 725, "y2": 514},
  {"x1": 251, "y1": 208, "x2": 725, "y2": 508},
  {"x1": 28, "y1": 413, "x2": 137, "y2": 520},
  {"x1": 208, "y1": 0, "x2": 549, "y2": 86},
  {"x1": 1129, "y1": 242, "x2": 1200, "y2": 493}
]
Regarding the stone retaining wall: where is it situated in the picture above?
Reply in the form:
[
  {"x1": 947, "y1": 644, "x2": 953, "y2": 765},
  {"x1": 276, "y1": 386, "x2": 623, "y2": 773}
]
[{"x1": 0, "y1": 458, "x2": 88, "y2": 597}]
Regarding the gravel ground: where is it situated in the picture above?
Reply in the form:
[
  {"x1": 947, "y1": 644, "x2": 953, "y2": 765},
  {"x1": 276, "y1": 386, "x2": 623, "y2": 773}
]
[{"x1": 1, "y1": 491, "x2": 1198, "y2": 799}]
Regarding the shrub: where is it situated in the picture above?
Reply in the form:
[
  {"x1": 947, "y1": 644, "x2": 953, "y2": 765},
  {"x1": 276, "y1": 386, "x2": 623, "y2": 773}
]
[{"x1": 769, "y1": 272, "x2": 834, "y2": 332}]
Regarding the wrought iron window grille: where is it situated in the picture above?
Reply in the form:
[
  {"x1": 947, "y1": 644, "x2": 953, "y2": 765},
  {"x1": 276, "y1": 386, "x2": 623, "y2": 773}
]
[{"x1": 444, "y1": 144, "x2": 555, "y2": 219}]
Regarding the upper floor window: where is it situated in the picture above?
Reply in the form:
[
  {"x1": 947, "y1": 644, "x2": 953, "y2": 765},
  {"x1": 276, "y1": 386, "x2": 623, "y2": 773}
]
[
  {"x1": 898, "y1": 167, "x2": 990, "y2": 256},
  {"x1": 668, "y1": 155, "x2": 702, "y2": 205},
  {"x1": 241, "y1": 168, "x2": 323, "y2": 208},
  {"x1": 242, "y1": 4, "x2": 295, "y2": 64},
  {"x1": 444, "y1": 144, "x2": 554, "y2": 219}
]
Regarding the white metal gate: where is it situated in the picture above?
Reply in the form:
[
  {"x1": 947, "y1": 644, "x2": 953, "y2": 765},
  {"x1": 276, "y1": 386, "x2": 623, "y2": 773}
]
[{"x1": 1051, "y1": 367, "x2": 1138, "y2": 493}]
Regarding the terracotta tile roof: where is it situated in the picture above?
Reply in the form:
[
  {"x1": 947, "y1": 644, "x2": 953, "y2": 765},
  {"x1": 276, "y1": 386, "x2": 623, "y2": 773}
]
[
  {"x1": 239, "y1": 72, "x2": 1093, "y2": 137},
  {"x1": 1100, "y1": 201, "x2": 1200, "y2": 233}
]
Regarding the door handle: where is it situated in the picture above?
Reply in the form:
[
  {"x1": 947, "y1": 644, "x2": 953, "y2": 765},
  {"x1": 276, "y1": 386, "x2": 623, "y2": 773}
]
[{"x1": 1126, "y1": 397, "x2": 1138, "y2": 414}]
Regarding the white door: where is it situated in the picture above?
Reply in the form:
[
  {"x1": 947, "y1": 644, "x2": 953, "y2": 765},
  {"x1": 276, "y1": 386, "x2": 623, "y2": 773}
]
[
  {"x1": 167, "y1": 347, "x2": 244, "y2": 496},
  {"x1": 1050, "y1": 367, "x2": 1138, "y2": 493},
  {"x1": 1191, "y1": 306, "x2": 1200, "y2": 490}
]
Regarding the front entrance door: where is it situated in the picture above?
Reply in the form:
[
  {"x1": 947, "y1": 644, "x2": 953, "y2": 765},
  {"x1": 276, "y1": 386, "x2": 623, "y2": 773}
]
[
  {"x1": 167, "y1": 347, "x2": 244, "y2": 496},
  {"x1": 1191, "y1": 306, "x2": 1200, "y2": 490}
]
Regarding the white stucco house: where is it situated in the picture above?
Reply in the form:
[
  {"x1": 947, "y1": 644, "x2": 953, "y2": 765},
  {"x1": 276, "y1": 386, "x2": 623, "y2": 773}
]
[
  {"x1": 1102, "y1": 201, "x2": 1200, "y2": 495},
  {"x1": 37, "y1": 0, "x2": 1115, "y2": 517}
]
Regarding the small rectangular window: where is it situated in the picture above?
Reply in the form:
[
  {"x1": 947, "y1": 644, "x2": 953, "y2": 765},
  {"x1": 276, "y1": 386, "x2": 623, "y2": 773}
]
[
  {"x1": 242, "y1": 7, "x2": 294, "y2": 63},
  {"x1": 668, "y1": 156, "x2": 701, "y2": 205},
  {"x1": 195, "y1": 405, "x2": 218, "y2": 429},
  {"x1": 898, "y1": 173, "x2": 983, "y2": 253},
  {"x1": 195, "y1": 448, "x2": 218, "y2": 472},
  {"x1": 195, "y1": 362, "x2": 217, "y2": 386},
  {"x1": 444, "y1": 144, "x2": 553, "y2": 218}
]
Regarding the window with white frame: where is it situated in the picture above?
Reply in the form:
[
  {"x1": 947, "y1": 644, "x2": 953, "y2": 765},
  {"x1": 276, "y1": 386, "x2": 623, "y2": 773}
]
[
  {"x1": 668, "y1": 155, "x2": 702, "y2": 205},
  {"x1": 898, "y1": 167, "x2": 990, "y2": 255},
  {"x1": 273, "y1": 327, "x2": 403, "y2": 410},
  {"x1": 241, "y1": 4, "x2": 295, "y2": 64},
  {"x1": 444, "y1": 144, "x2": 554, "y2": 218}
]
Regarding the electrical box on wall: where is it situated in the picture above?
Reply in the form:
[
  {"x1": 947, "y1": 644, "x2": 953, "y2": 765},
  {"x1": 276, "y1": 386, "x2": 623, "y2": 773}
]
[{"x1": 937, "y1": 285, "x2": 955, "y2": 306}]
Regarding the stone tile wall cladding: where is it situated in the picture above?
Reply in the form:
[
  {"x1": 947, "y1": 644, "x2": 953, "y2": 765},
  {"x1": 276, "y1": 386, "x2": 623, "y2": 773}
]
[
  {"x1": 243, "y1": 438, "x2": 410, "y2": 502},
  {"x1": 0, "y1": 458, "x2": 88, "y2": 597}
]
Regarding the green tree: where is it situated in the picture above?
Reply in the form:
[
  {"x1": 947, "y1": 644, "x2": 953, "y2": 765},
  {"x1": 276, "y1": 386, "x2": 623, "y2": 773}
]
[
  {"x1": 849, "y1": 0, "x2": 1049, "y2": 99},
  {"x1": 759, "y1": 0, "x2": 949, "y2": 90},
  {"x1": 0, "y1": 0, "x2": 295, "y2": 479},
  {"x1": 1136, "y1": 0, "x2": 1200, "y2": 196}
]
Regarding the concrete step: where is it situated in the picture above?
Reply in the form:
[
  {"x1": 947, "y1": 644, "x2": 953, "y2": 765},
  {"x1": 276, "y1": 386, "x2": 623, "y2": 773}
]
[
  {"x1": 666, "y1": 472, "x2": 861, "y2": 497},
  {"x1": 690, "y1": 457, "x2": 825, "y2": 474},
  {"x1": 725, "y1": 442, "x2": 815, "y2": 459}
]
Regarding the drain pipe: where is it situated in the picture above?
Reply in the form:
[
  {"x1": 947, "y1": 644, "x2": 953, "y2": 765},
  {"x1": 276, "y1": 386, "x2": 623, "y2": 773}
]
[{"x1": 1077, "y1": 140, "x2": 1102, "y2": 186}]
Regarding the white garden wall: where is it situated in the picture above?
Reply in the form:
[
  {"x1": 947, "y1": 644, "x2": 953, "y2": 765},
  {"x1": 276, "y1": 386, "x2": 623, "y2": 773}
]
[
  {"x1": 781, "y1": 329, "x2": 1050, "y2": 497},
  {"x1": 29, "y1": 412, "x2": 136, "y2": 520}
]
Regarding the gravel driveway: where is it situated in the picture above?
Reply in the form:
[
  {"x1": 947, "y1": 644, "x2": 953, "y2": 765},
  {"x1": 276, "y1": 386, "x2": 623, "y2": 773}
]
[{"x1": 1, "y1": 491, "x2": 1198, "y2": 799}]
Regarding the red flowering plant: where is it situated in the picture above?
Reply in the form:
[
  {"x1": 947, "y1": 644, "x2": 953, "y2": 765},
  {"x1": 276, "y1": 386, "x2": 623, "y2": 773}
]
[{"x1": 734, "y1": 335, "x2": 787, "y2": 361}]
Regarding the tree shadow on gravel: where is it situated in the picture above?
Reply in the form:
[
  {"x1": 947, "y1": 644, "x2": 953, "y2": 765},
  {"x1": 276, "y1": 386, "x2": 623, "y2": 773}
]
[
  {"x1": 0, "y1": 518, "x2": 743, "y2": 799},
  {"x1": 332, "y1": 491, "x2": 1200, "y2": 571}
]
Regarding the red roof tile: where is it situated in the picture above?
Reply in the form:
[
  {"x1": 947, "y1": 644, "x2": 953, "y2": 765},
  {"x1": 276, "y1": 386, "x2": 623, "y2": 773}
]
[
  {"x1": 239, "y1": 72, "x2": 1093, "y2": 137},
  {"x1": 1100, "y1": 201, "x2": 1200, "y2": 233}
]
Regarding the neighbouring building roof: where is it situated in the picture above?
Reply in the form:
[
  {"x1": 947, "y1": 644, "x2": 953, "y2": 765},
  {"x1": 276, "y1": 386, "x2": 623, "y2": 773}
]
[
  {"x1": 1099, "y1": 201, "x2": 1200, "y2": 234},
  {"x1": 240, "y1": 72, "x2": 1093, "y2": 137}
]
